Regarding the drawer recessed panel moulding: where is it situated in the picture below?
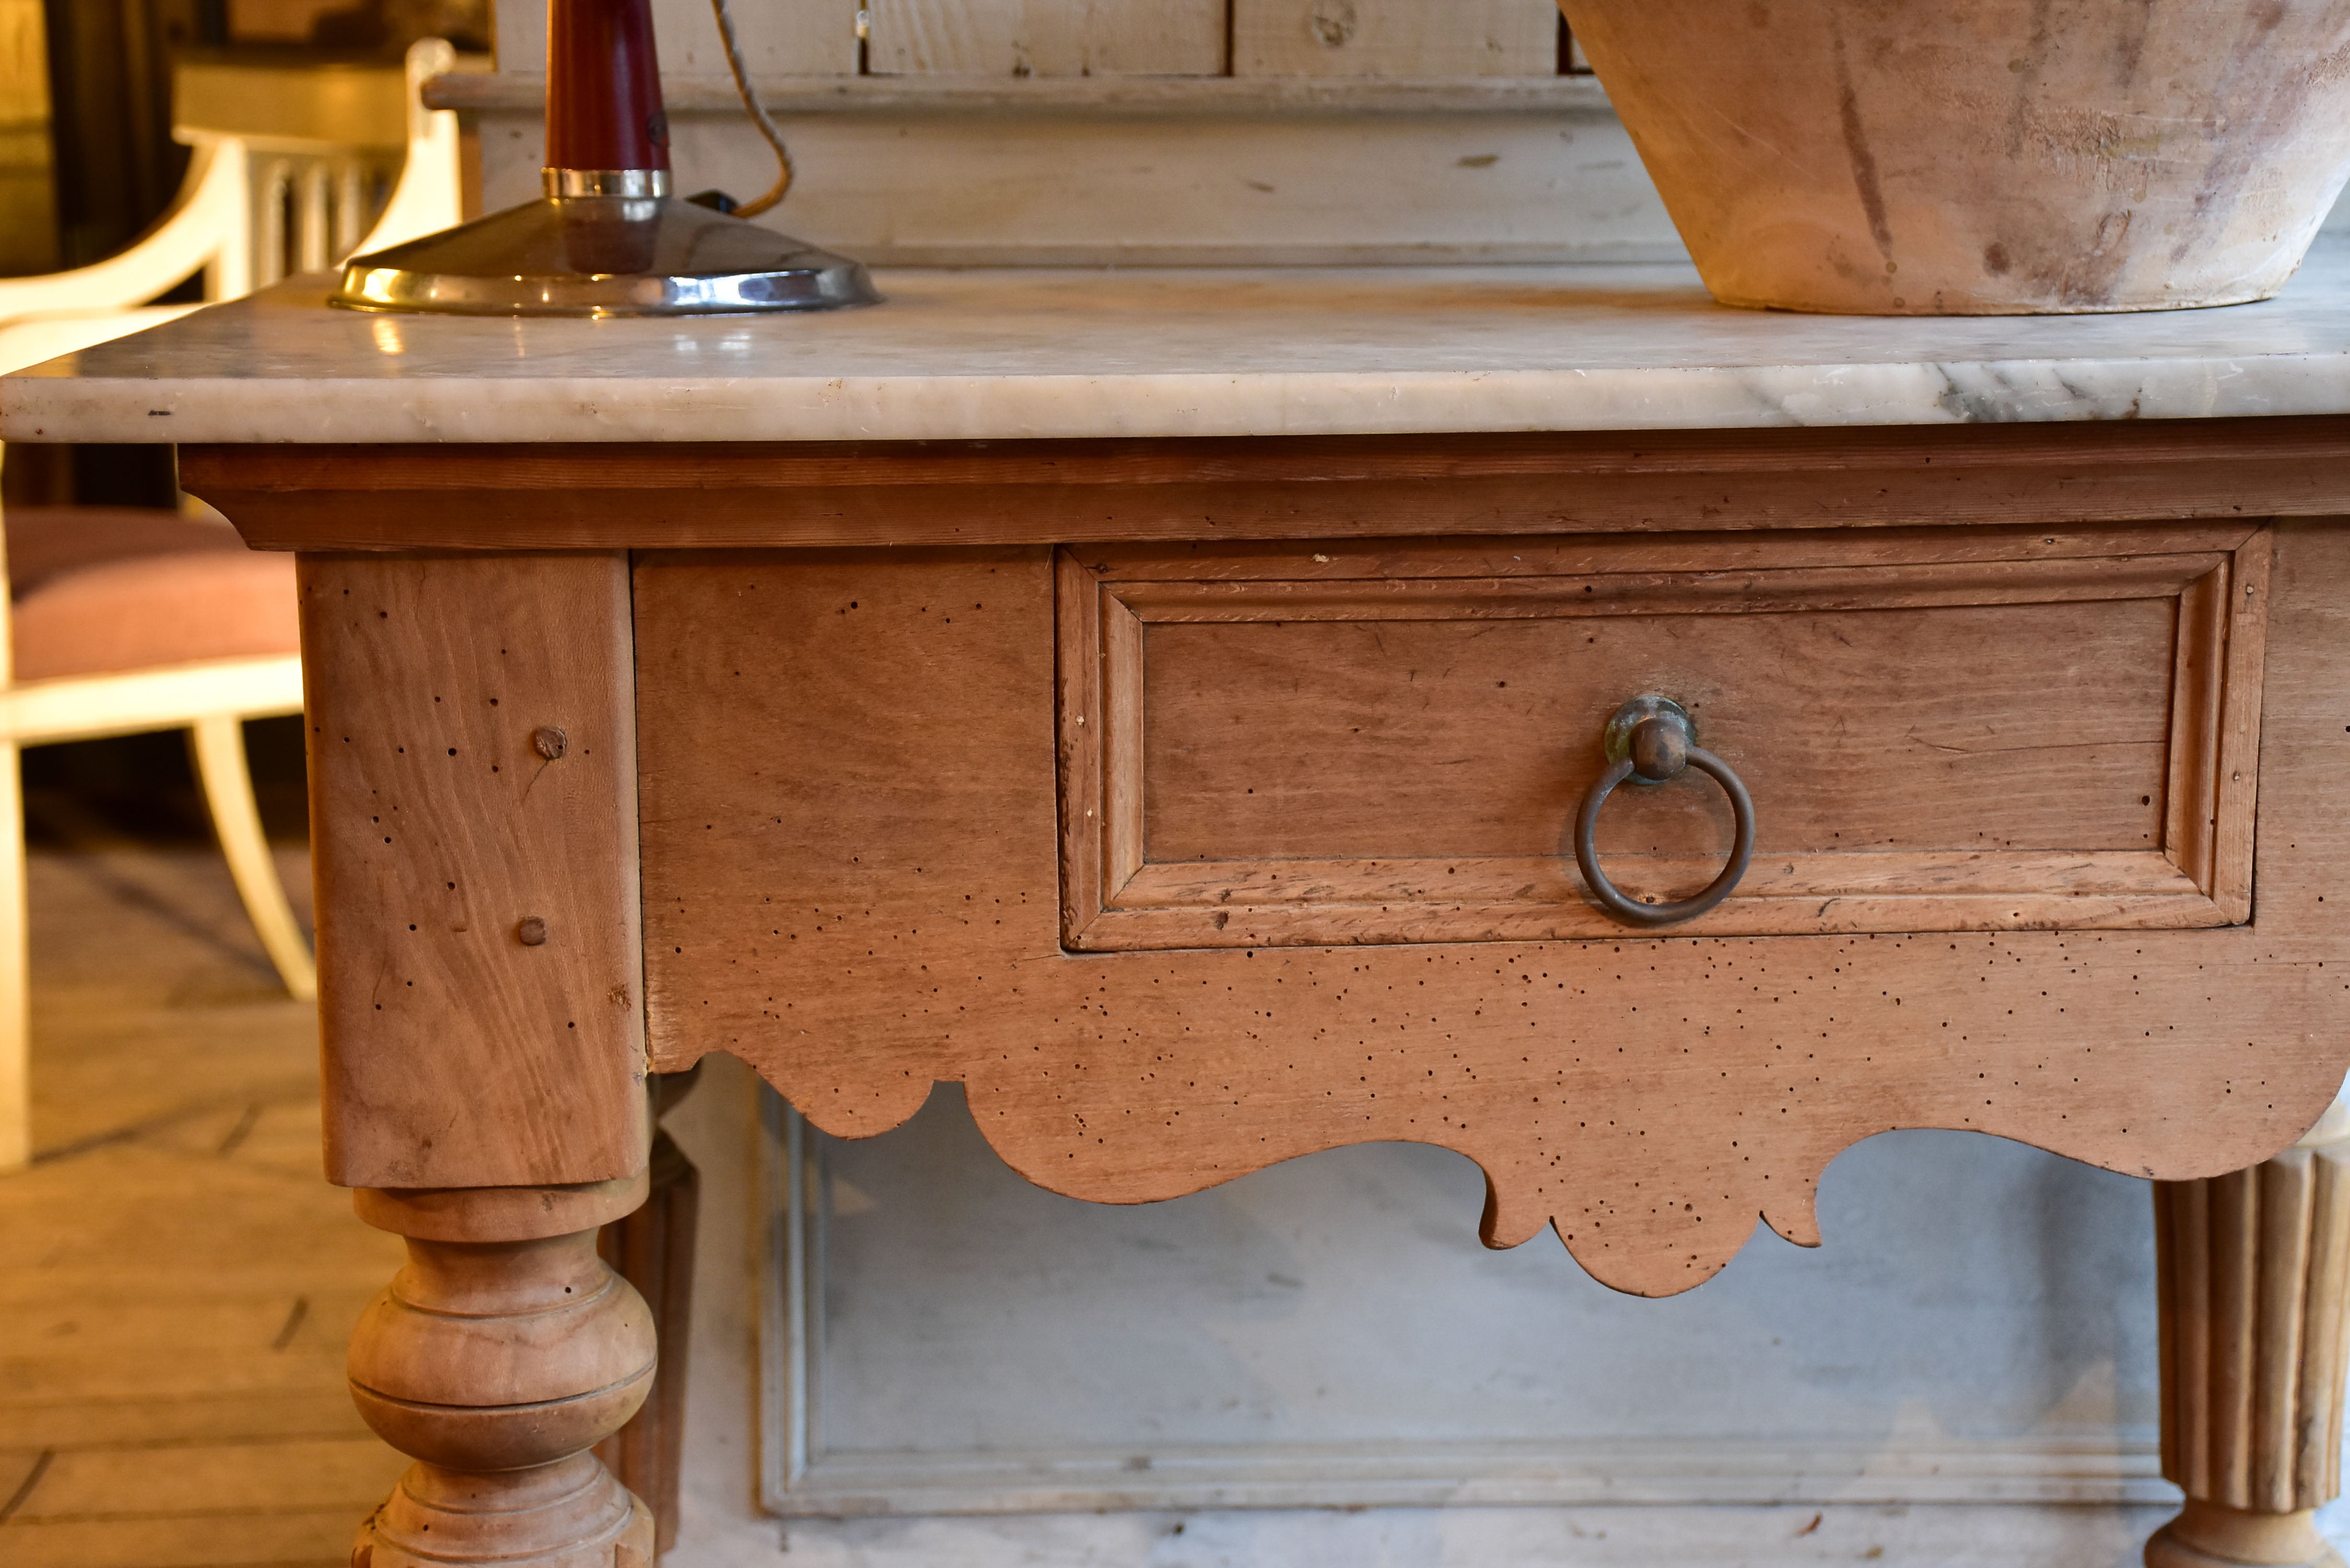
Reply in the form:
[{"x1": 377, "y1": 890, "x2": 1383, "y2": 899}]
[{"x1": 1057, "y1": 524, "x2": 2272, "y2": 949}]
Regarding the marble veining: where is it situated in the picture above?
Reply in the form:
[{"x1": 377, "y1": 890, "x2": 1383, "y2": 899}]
[{"x1": 8, "y1": 241, "x2": 2350, "y2": 444}]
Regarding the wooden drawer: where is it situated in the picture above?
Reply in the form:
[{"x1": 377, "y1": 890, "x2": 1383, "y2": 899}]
[
  {"x1": 623, "y1": 518, "x2": 2341, "y2": 1293},
  {"x1": 1058, "y1": 524, "x2": 2272, "y2": 949}
]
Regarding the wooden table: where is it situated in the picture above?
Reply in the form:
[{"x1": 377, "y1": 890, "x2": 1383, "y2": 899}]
[{"x1": 11, "y1": 262, "x2": 2350, "y2": 1568}]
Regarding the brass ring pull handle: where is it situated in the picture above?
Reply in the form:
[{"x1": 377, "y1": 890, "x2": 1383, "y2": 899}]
[{"x1": 1574, "y1": 696, "x2": 1756, "y2": 927}]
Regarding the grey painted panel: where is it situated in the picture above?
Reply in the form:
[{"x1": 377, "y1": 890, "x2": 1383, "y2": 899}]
[{"x1": 770, "y1": 1085, "x2": 2159, "y2": 1512}]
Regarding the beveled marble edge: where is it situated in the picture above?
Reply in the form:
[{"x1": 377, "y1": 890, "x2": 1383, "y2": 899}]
[
  {"x1": 10, "y1": 249, "x2": 2350, "y2": 445},
  {"x1": 12, "y1": 359, "x2": 2350, "y2": 446}
]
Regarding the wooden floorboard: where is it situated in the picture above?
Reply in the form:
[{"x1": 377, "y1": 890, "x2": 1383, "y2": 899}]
[
  {"x1": 0, "y1": 840, "x2": 404, "y2": 1568},
  {"x1": 2, "y1": 1512, "x2": 376, "y2": 1568}
]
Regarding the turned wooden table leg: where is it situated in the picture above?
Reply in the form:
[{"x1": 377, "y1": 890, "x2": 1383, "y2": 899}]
[
  {"x1": 293, "y1": 553, "x2": 657, "y2": 1564},
  {"x1": 2151, "y1": 1104, "x2": 2350, "y2": 1568},
  {"x1": 347, "y1": 1178, "x2": 659, "y2": 1568}
]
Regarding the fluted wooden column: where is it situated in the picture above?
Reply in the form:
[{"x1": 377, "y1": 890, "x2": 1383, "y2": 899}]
[
  {"x1": 2150, "y1": 1105, "x2": 2350, "y2": 1568},
  {"x1": 348, "y1": 1178, "x2": 659, "y2": 1568}
]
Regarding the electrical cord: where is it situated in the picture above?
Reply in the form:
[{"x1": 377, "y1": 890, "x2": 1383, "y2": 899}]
[{"x1": 710, "y1": 0, "x2": 794, "y2": 217}]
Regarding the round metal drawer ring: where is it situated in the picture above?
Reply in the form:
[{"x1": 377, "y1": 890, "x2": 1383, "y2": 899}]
[{"x1": 1574, "y1": 696, "x2": 1756, "y2": 927}]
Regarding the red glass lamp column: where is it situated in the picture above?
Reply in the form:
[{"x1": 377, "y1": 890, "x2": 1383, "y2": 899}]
[{"x1": 546, "y1": 0, "x2": 670, "y2": 194}]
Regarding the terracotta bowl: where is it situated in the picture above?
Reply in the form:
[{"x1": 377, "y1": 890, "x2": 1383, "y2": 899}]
[{"x1": 1559, "y1": 0, "x2": 2350, "y2": 314}]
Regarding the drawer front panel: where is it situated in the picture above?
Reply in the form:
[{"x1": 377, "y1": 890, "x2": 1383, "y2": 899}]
[
  {"x1": 633, "y1": 526, "x2": 2347, "y2": 1297},
  {"x1": 1059, "y1": 526, "x2": 2270, "y2": 948}
]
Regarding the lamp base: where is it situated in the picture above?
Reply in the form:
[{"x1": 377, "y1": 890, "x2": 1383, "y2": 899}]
[{"x1": 330, "y1": 194, "x2": 878, "y2": 317}]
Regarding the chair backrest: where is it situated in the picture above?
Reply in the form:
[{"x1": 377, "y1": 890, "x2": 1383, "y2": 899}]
[
  {"x1": 0, "y1": 37, "x2": 475, "y2": 365},
  {"x1": 348, "y1": 39, "x2": 475, "y2": 261},
  {"x1": 0, "y1": 38, "x2": 476, "y2": 688},
  {"x1": 175, "y1": 38, "x2": 477, "y2": 289},
  {"x1": 176, "y1": 54, "x2": 407, "y2": 291}
]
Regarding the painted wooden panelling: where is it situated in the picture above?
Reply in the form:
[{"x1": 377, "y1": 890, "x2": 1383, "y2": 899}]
[
  {"x1": 1234, "y1": 0, "x2": 1561, "y2": 78},
  {"x1": 500, "y1": 0, "x2": 1565, "y2": 79},
  {"x1": 864, "y1": 0, "x2": 1227, "y2": 77},
  {"x1": 493, "y1": 0, "x2": 857, "y2": 77},
  {"x1": 659, "y1": 0, "x2": 859, "y2": 77},
  {"x1": 474, "y1": 0, "x2": 1638, "y2": 264},
  {"x1": 760, "y1": 1087, "x2": 2170, "y2": 1515},
  {"x1": 470, "y1": 95, "x2": 1674, "y2": 265}
]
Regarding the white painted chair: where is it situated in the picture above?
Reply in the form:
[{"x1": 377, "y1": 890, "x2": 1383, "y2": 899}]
[{"x1": 0, "y1": 40, "x2": 470, "y2": 1171}]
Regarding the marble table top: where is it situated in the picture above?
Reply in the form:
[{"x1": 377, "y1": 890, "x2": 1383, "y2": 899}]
[{"x1": 8, "y1": 239, "x2": 2350, "y2": 444}]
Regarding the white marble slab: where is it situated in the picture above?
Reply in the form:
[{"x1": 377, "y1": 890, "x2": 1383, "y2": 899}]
[{"x1": 9, "y1": 239, "x2": 2350, "y2": 445}]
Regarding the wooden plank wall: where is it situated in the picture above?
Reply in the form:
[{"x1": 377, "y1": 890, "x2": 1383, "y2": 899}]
[
  {"x1": 865, "y1": 0, "x2": 1228, "y2": 77},
  {"x1": 497, "y1": 0, "x2": 859, "y2": 80},
  {"x1": 1232, "y1": 1, "x2": 1559, "y2": 78},
  {"x1": 654, "y1": 0, "x2": 858, "y2": 75},
  {"x1": 474, "y1": 0, "x2": 1639, "y2": 269},
  {"x1": 493, "y1": 0, "x2": 1573, "y2": 79}
]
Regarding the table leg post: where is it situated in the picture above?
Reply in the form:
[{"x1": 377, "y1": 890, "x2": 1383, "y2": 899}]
[
  {"x1": 346, "y1": 1178, "x2": 659, "y2": 1568},
  {"x1": 595, "y1": 1066, "x2": 703, "y2": 1555},
  {"x1": 2150, "y1": 1105, "x2": 2350, "y2": 1568}
]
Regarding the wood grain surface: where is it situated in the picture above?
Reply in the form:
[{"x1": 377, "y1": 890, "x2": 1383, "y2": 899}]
[
  {"x1": 495, "y1": 0, "x2": 860, "y2": 79},
  {"x1": 301, "y1": 553, "x2": 648, "y2": 1190},
  {"x1": 654, "y1": 0, "x2": 855, "y2": 76},
  {"x1": 865, "y1": 0, "x2": 1227, "y2": 76},
  {"x1": 1232, "y1": 0, "x2": 1560, "y2": 77},
  {"x1": 182, "y1": 418, "x2": 2350, "y2": 554},
  {"x1": 632, "y1": 524, "x2": 2350, "y2": 1297},
  {"x1": 1059, "y1": 527, "x2": 2266, "y2": 947},
  {"x1": 1560, "y1": 0, "x2": 2350, "y2": 314},
  {"x1": 0, "y1": 843, "x2": 410, "y2": 1568}
]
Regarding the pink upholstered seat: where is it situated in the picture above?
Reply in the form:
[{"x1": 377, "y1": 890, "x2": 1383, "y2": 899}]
[{"x1": 4, "y1": 506, "x2": 298, "y2": 683}]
